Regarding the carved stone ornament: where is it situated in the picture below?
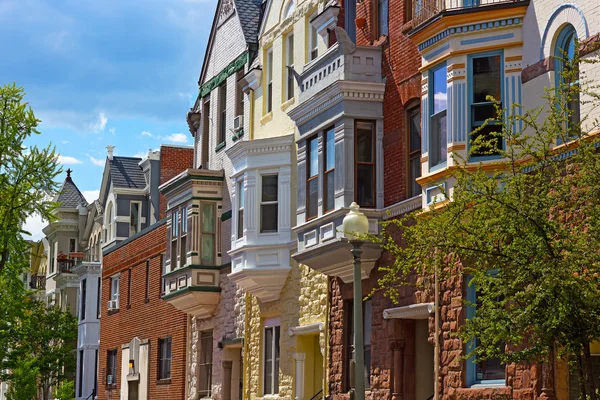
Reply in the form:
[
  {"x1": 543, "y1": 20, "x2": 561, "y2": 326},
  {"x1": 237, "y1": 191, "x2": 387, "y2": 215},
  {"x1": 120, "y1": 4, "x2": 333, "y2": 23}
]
[{"x1": 218, "y1": 0, "x2": 235, "y2": 25}]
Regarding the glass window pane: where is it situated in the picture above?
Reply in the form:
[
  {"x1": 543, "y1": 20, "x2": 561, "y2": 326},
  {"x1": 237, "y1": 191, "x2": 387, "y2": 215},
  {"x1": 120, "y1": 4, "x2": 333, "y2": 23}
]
[
  {"x1": 202, "y1": 204, "x2": 215, "y2": 234},
  {"x1": 308, "y1": 179, "x2": 318, "y2": 218},
  {"x1": 201, "y1": 234, "x2": 214, "y2": 264},
  {"x1": 262, "y1": 176, "x2": 278, "y2": 202},
  {"x1": 409, "y1": 110, "x2": 421, "y2": 152},
  {"x1": 378, "y1": 0, "x2": 388, "y2": 36},
  {"x1": 430, "y1": 111, "x2": 447, "y2": 166},
  {"x1": 432, "y1": 66, "x2": 447, "y2": 114},
  {"x1": 356, "y1": 122, "x2": 374, "y2": 162},
  {"x1": 410, "y1": 156, "x2": 421, "y2": 197},
  {"x1": 261, "y1": 204, "x2": 278, "y2": 233},
  {"x1": 265, "y1": 327, "x2": 273, "y2": 394},
  {"x1": 274, "y1": 326, "x2": 280, "y2": 393},
  {"x1": 472, "y1": 103, "x2": 497, "y2": 124},
  {"x1": 325, "y1": 128, "x2": 335, "y2": 170},
  {"x1": 356, "y1": 164, "x2": 373, "y2": 206},
  {"x1": 308, "y1": 137, "x2": 318, "y2": 177},
  {"x1": 473, "y1": 55, "x2": 501, "y2": 103}
]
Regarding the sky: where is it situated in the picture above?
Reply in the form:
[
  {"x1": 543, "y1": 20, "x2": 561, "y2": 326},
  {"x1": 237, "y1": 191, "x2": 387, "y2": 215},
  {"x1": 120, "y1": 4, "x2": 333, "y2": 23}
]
[{"x1": 0, "y1": 0, "x2": 216, "y2": 239}]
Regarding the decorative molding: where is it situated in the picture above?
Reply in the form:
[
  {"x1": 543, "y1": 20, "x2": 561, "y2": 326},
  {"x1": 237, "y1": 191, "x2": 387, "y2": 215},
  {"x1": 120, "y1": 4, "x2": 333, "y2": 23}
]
[
  {"x1": 218, "y1": 0, "x2": 235, "y2": 26},
  {"x1": 288, "y1": 322, "x2": 324, "y2": 337},
  {"x1": 382, "y1": 195, "x2": 423, "y2": 220},
  {"x1": 310, "y1": 5, "x2": 340, "y2": 38},
  {"x1": 383, "y1": 302, "x2": 435, "y2": 320}
]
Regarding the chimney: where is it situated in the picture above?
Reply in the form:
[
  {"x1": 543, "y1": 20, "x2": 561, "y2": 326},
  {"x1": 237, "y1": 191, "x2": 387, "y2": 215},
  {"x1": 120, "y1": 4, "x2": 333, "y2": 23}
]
[{"x1": 107, "y1": 145, "x2": 115, "y2": 160}]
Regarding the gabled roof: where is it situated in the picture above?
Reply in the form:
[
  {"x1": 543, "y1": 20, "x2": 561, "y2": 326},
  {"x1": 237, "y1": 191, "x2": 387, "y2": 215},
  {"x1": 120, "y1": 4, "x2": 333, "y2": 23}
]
[
  {"x1": 108, "y1": 156, "x2": 146, "y2": 189},
  {"x1": 53, "y1": 172, "x2": 88, "y2": 209}
]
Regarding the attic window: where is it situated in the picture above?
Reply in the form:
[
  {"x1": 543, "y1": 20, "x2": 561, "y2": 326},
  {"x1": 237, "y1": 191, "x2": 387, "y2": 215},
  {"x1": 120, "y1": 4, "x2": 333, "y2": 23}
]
[{"x1": 284, "y1": 1, "x2": 294, "y2": 18}]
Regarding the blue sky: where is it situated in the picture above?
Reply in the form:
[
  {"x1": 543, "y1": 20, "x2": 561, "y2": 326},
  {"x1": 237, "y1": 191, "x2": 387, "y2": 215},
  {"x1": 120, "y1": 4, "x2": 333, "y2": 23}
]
[{"x1": 0, "y1": 0, "x2": 216, "y2": 238}]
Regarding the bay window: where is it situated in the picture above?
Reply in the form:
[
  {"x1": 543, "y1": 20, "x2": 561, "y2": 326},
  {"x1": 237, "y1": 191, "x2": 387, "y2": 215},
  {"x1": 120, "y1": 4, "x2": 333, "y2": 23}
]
[
  {"x1": 430, "y1": 64, "x2": 447, "y2": 167},
  {"x1": 260, "y1": 175, "x2": 278, "y2": 233},
  {"x1": 264, "y1": 324, "x2": 280, "y2": 395},
  {"x1": 323, "y1": 127, "x2": 335, "y2": 213},
  {"x1": 355, "y1": 121, "x2": 376, "y2": 208},
  {"x1": 237, "y1": 180, "x2": 244, "y2": 239},
  {"x1": 408, "y1": 105, "x2": 422, "y2": 197},
  {"x1": 470, "y1": 53, "x2": 503, "y2": 157},
  {"x1": 307, "y1": 136, "x2": 319, "y2": 219}
]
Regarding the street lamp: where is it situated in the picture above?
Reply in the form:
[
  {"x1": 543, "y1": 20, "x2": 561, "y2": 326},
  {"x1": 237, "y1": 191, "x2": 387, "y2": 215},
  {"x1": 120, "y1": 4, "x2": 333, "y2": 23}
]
[{"x1": 342, "y1": 202, "x2": 369, "y2": 400}]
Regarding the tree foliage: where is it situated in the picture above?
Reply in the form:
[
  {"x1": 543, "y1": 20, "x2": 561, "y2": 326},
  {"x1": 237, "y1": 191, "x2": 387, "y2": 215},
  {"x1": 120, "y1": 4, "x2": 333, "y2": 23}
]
[{"x1": 373, "y1": 44, "x2": 600, "y2": 397}]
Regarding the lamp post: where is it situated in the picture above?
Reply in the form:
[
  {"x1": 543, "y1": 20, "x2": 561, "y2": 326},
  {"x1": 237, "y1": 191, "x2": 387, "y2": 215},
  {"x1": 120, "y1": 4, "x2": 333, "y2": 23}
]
[{"x1": 342, "y1": 202, "x2": 370, "y2": 400}]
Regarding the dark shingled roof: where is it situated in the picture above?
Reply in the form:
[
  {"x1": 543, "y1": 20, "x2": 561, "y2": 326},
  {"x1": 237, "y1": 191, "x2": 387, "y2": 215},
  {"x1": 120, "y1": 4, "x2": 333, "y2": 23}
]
[
  {"x1": 54, "y1": 177, "x2": 89, "y2": 209},
  {"x1": 108, "y1": 156, "x2": 146, "y2": 189},
  {"x1": 233, "y1": 0, "x2": 263, "y2": 44}
]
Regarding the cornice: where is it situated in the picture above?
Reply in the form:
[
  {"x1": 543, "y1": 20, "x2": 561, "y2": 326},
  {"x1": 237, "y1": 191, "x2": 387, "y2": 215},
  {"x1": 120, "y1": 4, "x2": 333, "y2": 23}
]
[
  {"x1": 225, "y1": 134, "x2": 295, "y2": 165},
  {"x1": 383, "y1": 303, "x2": 435, "y2": 320}
]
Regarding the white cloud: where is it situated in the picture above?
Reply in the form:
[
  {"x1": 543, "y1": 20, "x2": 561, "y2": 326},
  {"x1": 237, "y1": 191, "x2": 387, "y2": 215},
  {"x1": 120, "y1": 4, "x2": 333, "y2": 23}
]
[
  {"x1": 163, "y1": 133, "x2": 188, "y2": 143},
  {"x1": 141, "y1": 131, "x2": 153, "y2": 137},
  {"x1": 62, "y1": 140, "x2": 69, "y2": 144},
  {"x1": 57, "y1": 155, "x2": 83, "y2": 165},
  {"x1": 82, "y1": 190, "x2": 100, "y2": 203},
  {"x1": 87, "y1": 111, "x2": 108, "y2": 133},
  {"x1": 86, "y1": 153, "x2": 105, "y2": 166},
  {"x1": 109, "y1": 127, "x2": 116, "y2": 136},
  {"x1": 23, "y1": 213, "x2": 47, "y2": 241}
]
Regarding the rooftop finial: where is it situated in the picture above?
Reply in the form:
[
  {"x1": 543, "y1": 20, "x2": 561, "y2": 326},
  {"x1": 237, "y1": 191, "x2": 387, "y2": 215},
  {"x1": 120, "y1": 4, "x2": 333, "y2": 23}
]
[
  {"x1": 107, "y1": 145, "x2": 115, "y2": 161},
  {"x1": 66, "y1": 168, "x2": 73, "y2": 181}
]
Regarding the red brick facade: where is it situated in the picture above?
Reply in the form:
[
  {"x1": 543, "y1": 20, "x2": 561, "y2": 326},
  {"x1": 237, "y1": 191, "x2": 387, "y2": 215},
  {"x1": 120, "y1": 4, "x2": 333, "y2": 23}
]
[{"x1": 159, "y1": 145, "x2": 195, "y2": 219}]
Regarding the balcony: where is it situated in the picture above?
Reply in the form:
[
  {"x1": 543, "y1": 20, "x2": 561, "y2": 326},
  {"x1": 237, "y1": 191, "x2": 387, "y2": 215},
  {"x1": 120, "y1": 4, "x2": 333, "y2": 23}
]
[
  {"x1": 29, "y1": 274, "x2": 46, "y2": 290},
  {"x1": 296, "y1": 39, "x2": 383, "y2": 107},
  {"x1": 54, "y1": 253, "x2": 83, "y2": 288},
  {"x1": 162, "y1": 265, "x2": 220, "y2": 318},
  {"x1": 292, "y1": 196, "x2": 422, "y2": 283},
  {"x1": 411, "y1": 0, "x2": 528, "y2": 29}
]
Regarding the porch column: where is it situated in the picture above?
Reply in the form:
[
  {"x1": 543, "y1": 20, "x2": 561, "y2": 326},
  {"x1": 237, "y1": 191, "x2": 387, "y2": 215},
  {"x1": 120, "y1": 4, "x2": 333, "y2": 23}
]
[
  {"x1": 540, "y1": 347, "x2": 557, "y2": 399},
  {"x1": 391, "y1": 339, "x2": 405, "y2": 400},
  {"x1": 223, "y1": 361, "x2": 233, "y2": 400},
  {"x1": 294, "y1": 353, "x2": 306, "y2": 400}
]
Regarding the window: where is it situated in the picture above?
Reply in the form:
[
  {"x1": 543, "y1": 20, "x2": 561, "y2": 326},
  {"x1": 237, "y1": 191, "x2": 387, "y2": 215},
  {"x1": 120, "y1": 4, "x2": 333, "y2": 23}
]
[
  {"x1": 261, "y1": 175, "x2": 278, "y2": 233},
  {"x1": 430, "y1": 65, "x2": 447, "y2": 167},
  {"x1": 199, "y1": 330, "x2": 213, "y2": 397},
  {"x1": 355, "y1": 121, "x2": 376, "y2": 208},
  {"x1": 50, "y1": 243, "x2": 56, "y2": 274},
  {"x1": 345, "y1": 300, "x2": 372, "y2": 389},
  {"x1": 219, "y1": 83, "x2": 227, "y2": 144},
  {"x1": 80, "y1": 278, "x2": 86, "y2": 321},
  {"x1": 78, "y1": 350, "x2": 84, "y2": 397},
  {"x1": 106, "y1": 349, "x2": 117, "y2": 385},
  {"x1": 171, "y1": 210, "x2": 179, "y2": 268},
  {"x1": 127, "y1": 269, "x2": 132, "y2": 307},
  {"x1": 110, "y1": 275, "x2": 120, "y2": 309},
  {"x1": 158, "y1": 337, "x2": 172, "y2": 380},
  {"x1": 69, "y1": 238, "x2": 76, "y2": 253},
  {"x1": 130, "y1": 202, "x2": 141, "y2": 236},
  {"x1": 266, "y1": 48, "x2": 273, "y2": 113},
  {"x1": 145, "y1": 260, "x2": 150, "y2": 302},
  {"x1": 344, "y1": 0, "x2": 356, "y2": 42},
  {"x1": 202, "y1": 98, "x2": 210, "y2": 168},
  {"x1": 264, "y1": 324, "x2": 280, "y2": 395},
  {"x1": 237, "y1": 180, "x2": 244, "y2": 239},
  {"x1": 235, "y1": 70, "x2": 244, "y2": 118},
  {"x1": 285, "y1": 33, "x2": 295, "y2": 101},
  {"x1": 323, "y1": 127, "x2": 335, "y2": 212},
  {"x1": 309, "y1": 14, "x2": 318, "y2": 61},
  {"x1": 180, "y1": 206, "x2": 187, "y2": 268},
  {"x1": 470, "y1": 53, "x2": 503, "y2": 157},
  {"x1": 306, "y1": 136, "x2": 319, "y2": 219},
  {"x1": 106, "y1": 202, "x2": 114, "y2": 242},
  {"x1": 201, "y1": 203, "x2": 216, "y2": 265},
  {"x1": 377, "y1": 0, "x2": 388, "y2": 37},
  {"x1": 284, "y1": 0, "x2": 294, "y2": 18},
  {"x1": 94, "y1": 349, "x2": 98, "y2": 394},
  {"x1": 404, "y1": 0, "x2": 413, "y2": 23},
  {"x1": 407, "y1": 105, "x2": 422, "y2": 198},
  {"x1": 97, "y1": 277, "x2": 101, "y2": 318},
  {"x1": 555, "y1": 24, "x2": 579, "y2": 142},
  {"x1": 466, "y1": 276, "x2": 505, "y2": 386}
]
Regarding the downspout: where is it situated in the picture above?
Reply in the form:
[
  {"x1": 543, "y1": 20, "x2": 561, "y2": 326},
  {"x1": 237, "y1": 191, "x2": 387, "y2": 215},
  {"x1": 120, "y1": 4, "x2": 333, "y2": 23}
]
[
  {"x1": 243, "y1": 292, "x2": 250, "y2": 400},
  {"x1": 434, "y1": 268, "x2": 440, "y2": 400},
  {"x1": 249, "y1": 90, "x2": 255, "y2": 140}
]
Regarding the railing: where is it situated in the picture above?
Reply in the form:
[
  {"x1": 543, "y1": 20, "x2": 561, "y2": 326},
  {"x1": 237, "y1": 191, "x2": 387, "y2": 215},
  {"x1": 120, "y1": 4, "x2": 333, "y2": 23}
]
[
  {"x1": 29, "y1": 274, "x2": 46, "y2": 290},
  {"x1": 412, "y1": 0, "x2": 522, "y2": 27},
  {"x1": 310, "y1": 389, "x2": 323, "y2": 400}
]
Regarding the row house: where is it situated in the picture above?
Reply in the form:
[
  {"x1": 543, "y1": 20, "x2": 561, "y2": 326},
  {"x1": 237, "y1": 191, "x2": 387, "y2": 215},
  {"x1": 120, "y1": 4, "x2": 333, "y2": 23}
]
[{"x1": 98, "y1": 145, "x2": 193, "y2": 400}]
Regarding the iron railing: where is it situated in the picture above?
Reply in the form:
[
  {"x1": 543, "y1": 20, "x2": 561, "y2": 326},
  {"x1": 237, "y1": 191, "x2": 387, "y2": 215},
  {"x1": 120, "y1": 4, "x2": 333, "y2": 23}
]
[
  {"x1": 412, "y1": 0, "x2": 522, "y2": 28},
  {"x1": 29, "y1": 274, "x2": 46, "y2": 290}
]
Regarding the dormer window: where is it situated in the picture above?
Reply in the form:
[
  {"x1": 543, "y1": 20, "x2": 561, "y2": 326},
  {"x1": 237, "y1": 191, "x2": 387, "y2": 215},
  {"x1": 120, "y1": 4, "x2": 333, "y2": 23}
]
[{"x1": 130, "y1": 201, "x2": 141, "y2": 236}]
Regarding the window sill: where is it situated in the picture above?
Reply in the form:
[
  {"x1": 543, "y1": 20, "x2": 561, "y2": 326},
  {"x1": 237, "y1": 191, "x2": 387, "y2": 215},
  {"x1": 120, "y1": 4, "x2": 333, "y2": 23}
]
[
  {"x1": 260, "y1": 112, "x2": 273, "y2": 125},
  {"x1": 232, "y1": 129, "x2": 244, "y2": 141},
  {"x1": 156, "y1": 378, "x2": 172, "y2": 385},
  {"x1": 215, "y1": 141, "x2": 226, "y2": 153},
  {"x1": 468, "y1": 382, "x2": 506, "y2": 388},
  {"x1": 400, "y1": 20, "x2": 414, "y2": 34},
  {"x1": 429, "y1": 161, "x2": 447, "y2": 172},
  {"x1": 107, "y1": 309, "x2": 120, "y2": 316},
  {"x1": 468, "y1": 154, "x2": 502, "y2": 163},
  {"x1": 280, "y1": 97, "x2": 295, "y2": 111}
]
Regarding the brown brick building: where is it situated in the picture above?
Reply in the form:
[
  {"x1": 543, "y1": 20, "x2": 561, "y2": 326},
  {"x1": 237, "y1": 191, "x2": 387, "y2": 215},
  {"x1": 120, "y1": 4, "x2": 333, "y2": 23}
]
[{"x1": 98, "y1": 145, "x2": 193, "y2": 400}]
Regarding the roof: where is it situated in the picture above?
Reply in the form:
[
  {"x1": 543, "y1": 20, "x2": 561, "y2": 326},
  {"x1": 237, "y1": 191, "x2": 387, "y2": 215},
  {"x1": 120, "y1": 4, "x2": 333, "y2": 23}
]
[
  {"x1": 234, "y1": 0, "x2": 263, "y2": 44},
  {"x1": 108, "y1": 156, "x2": 146, "y2": 189},
  {"x1": 54, "y1": 174, "x2": 89, "y2": 209}
]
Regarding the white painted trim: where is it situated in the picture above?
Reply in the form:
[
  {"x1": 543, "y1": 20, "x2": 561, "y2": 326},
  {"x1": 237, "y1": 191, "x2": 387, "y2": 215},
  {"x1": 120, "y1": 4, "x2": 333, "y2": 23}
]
[
  {"x1": 287, "y1": 322, "x2": 324, "y2": 336},
  {"x1": 382, "y1": 302, "x2": 435, "y2": 320}
]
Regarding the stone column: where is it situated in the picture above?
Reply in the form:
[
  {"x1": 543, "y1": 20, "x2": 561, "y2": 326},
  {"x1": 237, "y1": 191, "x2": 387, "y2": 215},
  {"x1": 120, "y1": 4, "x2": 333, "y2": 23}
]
[
  {"x1": 223, "y1": 361, "x2": 233, "y2": 400},
  {"x1": 294, "y1": 353, "x2": 306, "y2": 400},
  {"x1": 391, "y1": 339, "x2": 405, "y2": 400},
  {"x1": 540, "y1": 347, "x2": 557, "y2": 399}
]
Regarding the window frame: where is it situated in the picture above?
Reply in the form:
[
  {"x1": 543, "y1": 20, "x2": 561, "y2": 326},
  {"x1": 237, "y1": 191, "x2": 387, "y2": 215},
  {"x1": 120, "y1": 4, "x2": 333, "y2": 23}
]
[
  {"x1": 306, "y1": 135, "x2": 319, "y2": 220},
  {"x1": 106, "y1": 349, "x2": 117, "y2": 385},
  {"x1": 263, "y1": 323, "x2": 280, "y2": 395},
  {"x1": 467, "y1": 51, "x2": 504, "y2": 160},
  {"x1": 237, "y1": 180, "x2": 245, "y2": 239},
  {"x1": 260, "y1": 174, "x2": 279, "y2": 233},
  {"x1": 407, "y1": 103, "x2": 422, "y2": 198},
  {"x1": 323, "y1": 127, "x2": 336, "y2": 213},
  {"x1": 170, "y1": 209, "x2": 179, "y2": 269},
  {"x1": 110, "y1": 275, "x2": 120, "y2": 309},
  {"x1": 69, "y1": 238, "x2": 77, "y2": 254},
  {"x1": 375, "y1": 0, "x2": 388, "y2": 37},
  {"x1": 158, "y1": 337, "x2": 172, "y2": 380},
  {"x1": 129, "y1": 201, "x2": 142, "y2": 236},
  {"x1": 80, "y1": 278, "x2": 87, "y2": 321},
  {"x1": 200, "y1": 202, "x2": 217, "y2": 265},
  {"x1": 78, "y1": 349, "x2": 84, "y2": 397},
  {"x1": 345, "y1": 299, "x2": 373, "y2": 390},
  {"x1": 218, "y1": 82, "x2": 227, "y2": 145},
  {"x1": 266, "y1": 47, "x2": 274, "y2": 114},
  {"x1": 554, "y1": 24, "x2": 579, "y2": 144},
  {"x1": 429, "y1": 63, "x2": 448, "y2": 169},
  {"x1": 201, "y1": 97, "x2": 211, "y2": 169},
  {"x1": 354, "y1": 120, "x2": 376, "y2": 208},
  {"x1": 285, "y1": 32, "x2": 295, "y2": 101},
  {"x1": 308, "y1": 13, "x2": 319, "y2": 61},
  {"x1": 199, "y1": 330, "x2": 213, "y2": 398},
  {"x1": 180, "y1": 206, "x2": 188, "y2": 268}
]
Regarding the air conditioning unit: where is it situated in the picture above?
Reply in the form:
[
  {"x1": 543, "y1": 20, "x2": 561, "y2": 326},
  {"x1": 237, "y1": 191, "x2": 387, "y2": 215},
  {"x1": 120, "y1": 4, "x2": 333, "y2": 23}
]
[
  {"x1": 107, "y1": 300, "x2": 117, "y2": 311},
  {"x1": 107, "y1": 374, "x2": 113, "y2": 385},
  {"x1": 233, "y1": 115, "x2": 243, "y2": 132}
]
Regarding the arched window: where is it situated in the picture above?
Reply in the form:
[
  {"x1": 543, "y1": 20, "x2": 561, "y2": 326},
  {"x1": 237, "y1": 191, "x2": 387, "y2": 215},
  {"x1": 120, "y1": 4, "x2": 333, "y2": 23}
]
[
  {"x1": 554, "y1": 24, "x2": 579, "y2": 142},
  {"x1": 106, "y1": 202, "x2": 114, "y2": 242},
  {"x1": 284, "y1": 0, "x2": 294, "y2": 19}
]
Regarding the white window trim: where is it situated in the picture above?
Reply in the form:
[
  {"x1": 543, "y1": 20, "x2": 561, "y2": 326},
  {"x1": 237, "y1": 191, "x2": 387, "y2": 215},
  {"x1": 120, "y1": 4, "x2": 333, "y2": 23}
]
[
  {"x1": 129, "y1": 201, "x2": 142, "y2": 236},
  {"x1": 259, "y1": 173, "x2": 279, "y2": 234},
  {"x1": 263, "y1": 318, "x2": 280, "y2": 396},
  {"x1": 308, "y1": 13, "x2": 319, "y2": 61},
  {"x1": 265, "y1": 48, "x2": 274, "y2": 114},
  {"x1": 285, "y1": 32, "x2": 295, "y2": 101},
  {"x1": 110, "y1": 274, "x2": 120, "y2": 309}
]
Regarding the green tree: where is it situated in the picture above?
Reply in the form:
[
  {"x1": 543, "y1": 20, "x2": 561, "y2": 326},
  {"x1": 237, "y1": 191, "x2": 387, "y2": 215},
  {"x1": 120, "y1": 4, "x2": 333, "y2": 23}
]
[
  {"x1": 372, "y1": 46, "x2": 600, "y2": 398},
  {"x1": 0, "y1": 83, "x2": 76, "y2": 400}
]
